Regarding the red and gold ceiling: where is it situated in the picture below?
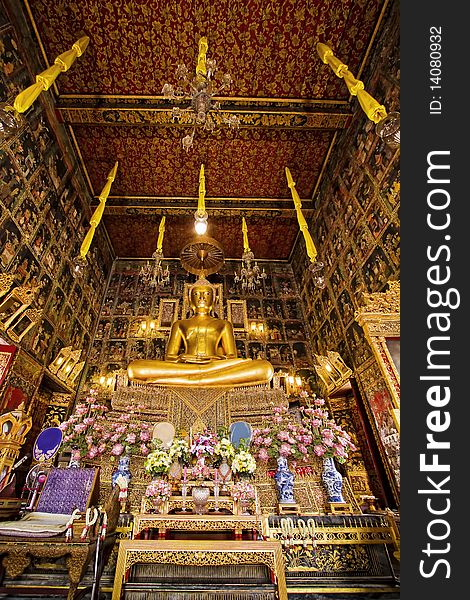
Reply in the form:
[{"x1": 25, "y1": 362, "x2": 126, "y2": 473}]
[{"x1": 24, "y1": 0, "x2": 390, "y2": 260}]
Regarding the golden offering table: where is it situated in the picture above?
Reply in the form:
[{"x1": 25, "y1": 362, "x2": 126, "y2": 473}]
[
  {"x1": 140, "y1": 480, "x2": 260, "y2": 516},
  {"x1": 112, "y1": 539, "x2": 287, "y2": 600},
  {"x1": 133, "y1": 513, "x2": 267, "y2": 540}
]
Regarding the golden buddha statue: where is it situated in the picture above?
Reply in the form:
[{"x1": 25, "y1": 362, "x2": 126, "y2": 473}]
[{"x1": 128, "y1": 280, "x2": 274, "y2": 387}]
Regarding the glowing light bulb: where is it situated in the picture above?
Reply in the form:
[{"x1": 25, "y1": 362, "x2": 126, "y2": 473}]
[{"x1": 195, "y1": 220, "x2": 208, "y2": 235}]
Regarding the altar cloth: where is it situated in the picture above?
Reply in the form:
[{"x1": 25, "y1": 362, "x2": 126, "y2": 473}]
[{"x1": 0, "y1": 511, "x2": 70, "y2": 537}]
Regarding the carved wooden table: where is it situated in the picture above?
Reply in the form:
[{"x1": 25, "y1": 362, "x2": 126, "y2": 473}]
[
  {"x1": 0, "y1": 538, "x2": 96, "y2": 600},
  {"x1": 112, "y1": 539, "x2": 287, "y2": 600},
  {"x1": 132, "y1": 513, "x2": 268, "y2": 540}
]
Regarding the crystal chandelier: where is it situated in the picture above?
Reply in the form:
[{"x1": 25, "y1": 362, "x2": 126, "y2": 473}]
[
  {"x1": 140, "y1": 217, "x2": 170, "y2": 288},
  {"x1": 234, "y1": 218, "x2": 267, "y2": 294},
  {"x1": 162, "y1": 37, "x2": 240, "y2": 152}
]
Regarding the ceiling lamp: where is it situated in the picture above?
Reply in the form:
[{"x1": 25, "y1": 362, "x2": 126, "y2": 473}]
[
  {"x1": 139, "y1": 216, "x2": 170, "y2": 289},
  {"x1": 316, "y1": 43, "x2": 400, "y2": 149},
  {"x1": 234, "y1": 217, "x2": 267, "y2": 294},
  {"x1": 194, "y1": 163, "x2": 208, "y2": 235},
  {"x1": 0, "y1": 36, "x2": 89, "y2": 141},
  {"x1": 285, "y1": 167, "x2": 326, "y2": 289},
  {"x1": 162, "y1": 36, "x2": 240, "y2": 152},
  {"x1": 72, "y1": 161, "x2": 118, "y2": 277}
]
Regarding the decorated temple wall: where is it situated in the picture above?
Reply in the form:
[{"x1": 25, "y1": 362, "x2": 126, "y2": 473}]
[
  {"x1": 290, "y1": 1, "x2": 400, "y2": 502},
  {"x1": 0, "y1": 1, "x2": 113, "y2": 429},
  {"x1": 84, "y1": 258, "x2": 313, "y2": 387}
]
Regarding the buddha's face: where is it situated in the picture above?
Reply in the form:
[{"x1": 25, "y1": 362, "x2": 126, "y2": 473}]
[{"x1": 190, "y1": 286, "x2": 214, "y2": 314}]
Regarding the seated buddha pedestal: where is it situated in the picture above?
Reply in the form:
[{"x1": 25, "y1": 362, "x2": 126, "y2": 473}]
[{"x1": 127, "y1": 280, "x2": 273, "y2": 388}]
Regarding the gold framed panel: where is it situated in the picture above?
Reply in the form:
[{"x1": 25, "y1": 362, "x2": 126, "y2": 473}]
[
  {"x1": 157, "y1": 298, "x2": 179, "y2": 331},
  {"x1": 7, "y1": 309, "x2": 42, "y2": 342},
  {"x1": 355, "y1": 281, "x2": 400, "y2": 426},
  {"x1": 0, "y1": 296, "x2": 29, "y2": 331},
  {"x1": 226, "y1": 299, "x2": 248, "y2": 331},
  {"x1": 181, "y1": 282, "x2": 224, "y2": 320}
]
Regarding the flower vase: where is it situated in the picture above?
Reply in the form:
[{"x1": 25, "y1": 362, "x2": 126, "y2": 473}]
[
  {"x1": 67, "y1": 448, "x2": 81, "y2": 469},
  {"x1": 322, "y1": 457, "x2": 345, "y2": 503},
  {"x1": 153, "y1": 498, "x2": 164, "y2": 514},
  {"x1": 218, "y1": 459, "x2": 232, "y2": 490},
  {"x1": 239, "y1": 499, "x2": 251, "y2": 515},
  {"x1": 168, "y1": 460, "x2": 183, "y2": 480},
  {"x1": 274, "y1": 456, "x2": 295, "y2": 503},
  {"x1": 112, "y1": 454, "x2": 132, "y2": 506},
  {"x1": 192, "y1": 485, "x2": 210, "y2": 515}
]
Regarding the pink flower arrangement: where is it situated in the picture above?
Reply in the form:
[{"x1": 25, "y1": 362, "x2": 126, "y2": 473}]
[
  {"x1": 190, "y1": 429, "x2": 218, "y2": 459},
  {"x1": 104, "y1": 404, "x2": 152, "y2": 457},
  {"x1": 230, "y1": 480, "x2": 256, "y2": 501},
  {"x1": 58, "y1": 393, "x2": 109, "y2": 460},
  {"x1": 192, "y1": 458, "x2": 211, "y2": 480},
  {"x1": 252, "y1": 404, "x2": 313, "y2": 463},
  {"x1": 300, "y1": 398, "x2": 357, "y2": 463},
  {"x1": 145, "y1": 478, "x2": 172, "y2": 503}
]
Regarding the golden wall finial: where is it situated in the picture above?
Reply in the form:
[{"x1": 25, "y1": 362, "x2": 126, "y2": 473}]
[
  {"x1": 80, "y1": 161, "x2": 118, "y2": 258},
  {"x1": 196, "y1": 37, "x2": 209, "y2": 78},
  {"x1": 197, "y1": 163, "x2": 206, "y2": 214},
  {"x1": 5, "y1": 36, "x2": 90, "y2": 116},
  {"x1": 285, "y1": 167, "x2": 317, "y2": 262},
  {"x1": 316, "y1": 42, "x2": 388, "y2": 124},
  {"x1": 156, "y1": 216, "x2": 166, "y2": 252},
  {"x1": 242, "y1": 217, "x2": 251, "y2": 253}
]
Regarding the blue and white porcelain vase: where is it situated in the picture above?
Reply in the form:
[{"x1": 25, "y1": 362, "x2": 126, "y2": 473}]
[
  {"x1": 112, "y1": 453, "x2": 132, "y2": 488},
  {"x1": 322, "y1": 457, "x2": 344, "y2": 503},
  {"x1": 274, "y1": 456, "x2": 295, "y2": 503}
]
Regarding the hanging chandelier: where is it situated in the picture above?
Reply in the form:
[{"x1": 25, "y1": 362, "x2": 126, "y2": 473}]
[
  {"x1": 234, "y1": 218, "x2": 267, "y2": 294},
  {"x1": 162, "y1": 37, "x2": 240, "y2": 152},
  {"x1": 140, "y1": 216, "x2": 170, "y2": 288}
]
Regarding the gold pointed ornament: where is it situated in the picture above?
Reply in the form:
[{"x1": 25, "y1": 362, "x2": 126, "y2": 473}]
[
  {"x1": 285, "y1": 167, "x2": 326, "y2": 289},
  {"x1": 72, "y1": 161, "x2": 118, "y2": 277},
  {"x1": 316, "y1": 42, "x2": 400, "y2": 148},
  {"x1": 162, "y1": 37, "x2": 239, "y2": 152},
  {"x1": 194, "y1": 164, "x2": 208, "y2": 235},
  {"x1": 140, "y1": 216, "x2": 170, "y2": 289},
  {"x1": 0, "y1": 36, "x2": 90, "y2": 140},
  {"x1": 234, "y1": 217, "x2": 266, "y2": 294}
]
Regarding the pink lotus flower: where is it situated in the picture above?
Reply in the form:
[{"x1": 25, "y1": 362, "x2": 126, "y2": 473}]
[
  {"x1": 141, "y1": 443, "x2": 150, "y2": 456},
  {"x1": 279, "y1": 443, "x2": 292, "y2": 456},
  {"x1": 58, "y1": 422, "x2": 69, "y2": 431},
  {"x1": 258, "y1": 448, "x2": 269, "y2": 461},
  {"x1": 74, "y1": 423, "x2": 86, "y2": 433},
  {"x1": 140, "y1": 431, "x2": 151, "y2": 442},
  {"x1": 87, "y1": 446, "x2": 98, "y2": 459},
  {"x1": 126, "y1": 433, "x2": 137, "y2": 444},
  {"x1": 111, "y1": 443, "x2": 124, "y2": 456},
  {"x1": 314, "y1": 444, "x2": 326, "y2": 456}
]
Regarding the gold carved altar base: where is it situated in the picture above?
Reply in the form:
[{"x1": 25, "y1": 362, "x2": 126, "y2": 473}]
[{"x1": 111, "y1": 381, "x2": 287, "y2": 432}]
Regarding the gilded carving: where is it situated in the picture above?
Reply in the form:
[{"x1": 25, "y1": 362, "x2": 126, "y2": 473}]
[{"x1": 355, "y1": 280, "x2": 400, "y2": 321}]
